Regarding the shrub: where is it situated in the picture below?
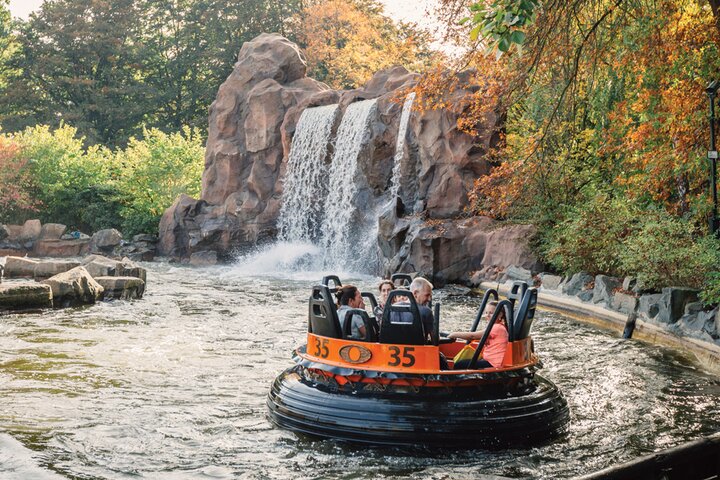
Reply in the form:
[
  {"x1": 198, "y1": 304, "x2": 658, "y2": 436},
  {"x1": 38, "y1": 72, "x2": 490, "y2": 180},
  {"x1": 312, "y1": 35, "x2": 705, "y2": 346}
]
[
  {"x1": 113, "y1": 126, "x2": 204, "y2": 236},
  {"x1": 541, "y1": 195, "x2": 637, "y2": 275},
  {"x1": 0, "y1": 137, "x2": 40, "y2": 223},
  {"x1": 620, "y1": 215, "x2": 720, "y2": 291}
]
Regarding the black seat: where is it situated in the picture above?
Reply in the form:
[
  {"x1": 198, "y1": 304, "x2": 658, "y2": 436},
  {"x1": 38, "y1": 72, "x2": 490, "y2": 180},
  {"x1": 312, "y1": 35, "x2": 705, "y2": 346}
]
[
  {"x1": 341, "y1": 308, "x2": 378, "y2": 342},
  {"x1": 391, "y1": 273, "x2": 413, "y2": 288},
  {"x1": 379, "y1": 290, "x2": 426, "y2": 345},
  {"x1": 506, "y1": 281, "x2": 529, "y2": 321},
  {"x1": 308, "y1": 285, "x2": 342, "y2": 338},
  {"x1": 321, "y1": 275, "x2": 342, "y2": 294},
  {"x1": 513, "y1": 288, "x2": 538, "y2": 340}
]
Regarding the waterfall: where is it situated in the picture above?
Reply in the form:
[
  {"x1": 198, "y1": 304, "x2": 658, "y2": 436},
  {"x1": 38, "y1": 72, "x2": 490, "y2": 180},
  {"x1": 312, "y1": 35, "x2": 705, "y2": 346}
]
[
  {"x1": 389, "y1": 92, "x2": 416, "y2": 199},
  {"x1": 277, "y1": 104, "x2": 339, "y2": 242},
  {"x1": 319, "y1": 99, "x2": 378, "y2": 271}
]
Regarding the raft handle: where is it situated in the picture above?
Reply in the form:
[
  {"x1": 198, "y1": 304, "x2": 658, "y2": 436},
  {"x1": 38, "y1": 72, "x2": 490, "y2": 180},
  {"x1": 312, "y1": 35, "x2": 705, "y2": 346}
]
[
  {"x1": 469, "y1": 299, "x2": 513, "y2": 369},
  {"x1": 470, "y1": 288, "x2": 499, "y2": 333}
]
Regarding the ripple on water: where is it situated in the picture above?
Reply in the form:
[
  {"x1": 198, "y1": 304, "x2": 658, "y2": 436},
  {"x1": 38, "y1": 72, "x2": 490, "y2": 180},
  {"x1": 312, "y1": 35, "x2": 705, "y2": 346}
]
[{"x1": 1, "y1": 263, "x2": 720, "y2": 479}]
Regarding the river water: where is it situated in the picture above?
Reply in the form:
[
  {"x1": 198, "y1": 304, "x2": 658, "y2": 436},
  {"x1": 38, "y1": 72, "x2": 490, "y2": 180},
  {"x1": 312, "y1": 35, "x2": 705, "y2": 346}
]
[{"x1": 1, "y1": 257, "x2": 720, "y2": 479}]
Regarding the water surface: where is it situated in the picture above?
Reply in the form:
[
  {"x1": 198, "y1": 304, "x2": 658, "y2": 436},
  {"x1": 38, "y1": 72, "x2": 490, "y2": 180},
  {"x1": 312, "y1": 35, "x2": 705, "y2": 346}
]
[{"x1": 1, "y1": 262, "x2": 719, "y2": 479}]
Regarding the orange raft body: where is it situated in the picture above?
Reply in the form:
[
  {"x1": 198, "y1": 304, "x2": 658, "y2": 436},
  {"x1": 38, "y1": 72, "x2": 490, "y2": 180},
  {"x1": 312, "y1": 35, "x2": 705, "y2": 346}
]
[{"x1": 267, "y1": 281, "x2": 570, "y2": 447}]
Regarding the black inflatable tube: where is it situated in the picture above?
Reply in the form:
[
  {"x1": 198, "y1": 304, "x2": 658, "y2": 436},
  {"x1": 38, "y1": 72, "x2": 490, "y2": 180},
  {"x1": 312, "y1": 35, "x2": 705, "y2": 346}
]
[{"x1": 267, "y1": 365, "x2": 570, "y2": 447}]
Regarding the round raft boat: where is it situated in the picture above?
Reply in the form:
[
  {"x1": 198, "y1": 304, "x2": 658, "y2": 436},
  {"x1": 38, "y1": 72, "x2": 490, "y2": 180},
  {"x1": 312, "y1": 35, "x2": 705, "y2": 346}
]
[{"x1": 267, "y1": 275, "x2": 570, "y2": 447}]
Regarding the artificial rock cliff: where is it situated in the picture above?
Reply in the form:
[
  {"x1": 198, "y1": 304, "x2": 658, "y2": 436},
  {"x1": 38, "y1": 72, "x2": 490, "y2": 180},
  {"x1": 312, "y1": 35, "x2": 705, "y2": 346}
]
[{"x1": 159, "y1": 33, "x2": 541, "y2": 284}]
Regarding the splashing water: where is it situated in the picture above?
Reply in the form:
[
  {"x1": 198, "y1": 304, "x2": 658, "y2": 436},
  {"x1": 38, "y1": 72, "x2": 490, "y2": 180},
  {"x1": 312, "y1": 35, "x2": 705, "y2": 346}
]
[
  {"x1": 390, "y1": 92, "x2": 416, "y2": 200},
  {"x1": 277, "y1": 104, "x2": 340, "y2": 243}
]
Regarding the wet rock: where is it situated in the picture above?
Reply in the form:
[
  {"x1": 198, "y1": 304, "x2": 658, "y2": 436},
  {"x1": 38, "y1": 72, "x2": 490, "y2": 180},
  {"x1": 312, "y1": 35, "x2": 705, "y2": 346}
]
[
  {"x1": 611, "y1": 292, "x2": 637, "y2": 314},
  {"x1": 657, "y1": 287, "x2": 699, "y2": 324},
  {"x1": 90, "y1": 228, "x2": 123, "y2": 253},
  {"x1": 33, "y1": 260, "x2": 81, "y2": 280},
  {"x1": 190, "y1": 251, "x2": 218, "y2": 266},
  {"x1": 539, "y1": 273, "x2": 563, "y2": 291},
  {"x1": 0, "y1": 282, "x2": 53, "y2": 310},
  {"x1": 39, "y1": 223, "x2": 67, "y2": 240},
  {"x1": 638, "y1": 293, "x2": 663, "y2": 320},
  {"x1": 81, "y1": 255, "x2": 119, "y2": 278},
  {"x1": 562, "y1": 272, "x2": 593, "y2": 296},
  {"x1": 4, "y1": 256, "x2": 38, "y2": 278},
  {"x1": 593, "y1": 275, "x2": 621, "y2": 305},
  {"x1": 42, "y1": 266, "x2": 104, "y2": 307},
  {"x1": 117, "y1": 257, "x2": 147, "y2": 287},
  {"x1": 96, "y1": 276, "x2": 145, "y2": 300}
]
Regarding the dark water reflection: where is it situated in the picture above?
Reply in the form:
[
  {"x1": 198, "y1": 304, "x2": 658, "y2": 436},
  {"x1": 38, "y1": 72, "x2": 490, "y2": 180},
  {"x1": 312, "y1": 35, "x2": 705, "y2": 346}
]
[{"x1": 1, "y1": 262, "x2": 719, "y2": 479}]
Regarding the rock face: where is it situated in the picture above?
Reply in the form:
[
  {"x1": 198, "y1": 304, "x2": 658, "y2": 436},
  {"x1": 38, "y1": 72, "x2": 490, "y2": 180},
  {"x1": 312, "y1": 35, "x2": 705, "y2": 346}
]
[
  {"x1": 159, "y1": 33, "x2": 328, "y2": 261},
  {"x1": 158, "y1": 33, "x2": 539, "y2": 282}
]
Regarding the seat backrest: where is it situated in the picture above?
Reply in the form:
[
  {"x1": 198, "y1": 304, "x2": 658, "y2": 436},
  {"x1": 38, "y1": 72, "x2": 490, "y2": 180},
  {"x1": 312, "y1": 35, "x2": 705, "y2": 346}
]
[
  {"x1": 341, "y1": 308, "x2": 378, "y2": 342},
  {"x1": 379, "y1": 290, "x2": 426, "y2": 345},
  {"x1": 391, "y1": 273, "x2": 413, "y2": 288},
  {"x1": 321, "y1": 275, "x2": 342, "y2": 294},
  {"x1": 513, "y1": 288, "x2": 538, "y2": 340},
  {"x1": 506, "y1": 281, "x2": 529, "y2": 320},
  {"x1": 308, "y1": 285, "x2": 343, "y2": 338},
  {"x1": 361, "y1": 291, "x2": 378, "y2": 313}
]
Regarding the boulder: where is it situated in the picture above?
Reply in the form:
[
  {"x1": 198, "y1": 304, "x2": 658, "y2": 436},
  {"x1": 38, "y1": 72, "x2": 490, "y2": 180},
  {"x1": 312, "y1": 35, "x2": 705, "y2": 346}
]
[
  {"x1": 82, "y1": 254, "x2": 119, "y2": 278},
  {"x1": 0, "y1": 282, "x2": 53, "y2": 310},
  {"x1": 539, "y1": 273, "x2": 563, "y2": 291},
  {"x1": 95, "y1": 276, "x2": 145, "y2": 300},
  {"x1": 578, "y1": 290, "x2": 594, "y2": 302},
  {"x1": 19, "y1": 219, "x2": 41, "y2": 243},
  {"x1": 0, "y1": 224, "x2": 9, "y2": 241},
  {"x1": 117, "y1": 257, "x2": 147, "y2": 286},
  {"x1": 592, "y1": 275, "x2": 621, "y2": 305},
  {"x1": 562, "y1": 272, "x2": 593, "y2": 296},
  {"x1": 42, "y1": 266, "x2": 104, "y2": 307},
  {"x1": 503, "y1": 265, "x2": 533, "y2": 283},
  {"x1": 132, "y1": 234, "x2": 158, "y2": 243},
  {"x1": 190, "y1": 251, "x2": 218, "y2": 266},
  {"x1": 657, "y1": 287, "x2": 700, "y2": 324},
  {"x1": 685, "y1": 301, "x2": 704, "y2": 316},
  {"x1": 611, "y1": 292, "x2": 638, "y2": 314},
  {"x1": 90, "y1": 228, "x2": 123, "y2": 252},
  {"x1": 622, "y1": 276, "x2": 637, "y2": 292},
  {"x1": 33, "y1": 260, "x2": 81, "y2": 280},
  {"x1": 638, "y1": 293, "x2": 663, "y2": 320},
  {"x1": 4, "y1": 256, "x2": 38, "y2": 278},
  {"x1": 39, "y1": 223, "x2": 67, "y2": 240},
  {"x1": 33, "y1": 238, "x2": 91, "y2": 257}
]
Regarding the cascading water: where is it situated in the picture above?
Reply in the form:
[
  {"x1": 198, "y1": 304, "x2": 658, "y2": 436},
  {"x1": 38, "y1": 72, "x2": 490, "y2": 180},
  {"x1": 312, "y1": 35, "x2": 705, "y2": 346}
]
[
  {"x1": 318, "y1": 99, "x2": 378, "y2": 271},
  {"x1": 238, "y1": 100, "x2": 378, "y2": 276},
  {"x1": 277, "y1": 104, "x2": 339, "y2": 243},
  {"x1": 389, "y1": 92, "x2": 416, "y2": 199}
]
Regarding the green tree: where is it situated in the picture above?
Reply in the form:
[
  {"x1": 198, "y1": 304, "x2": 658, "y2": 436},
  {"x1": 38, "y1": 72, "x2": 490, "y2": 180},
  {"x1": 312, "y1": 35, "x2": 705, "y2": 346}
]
[{"x1": 1, "y1": 0, "x2": 149, "y2": 147}]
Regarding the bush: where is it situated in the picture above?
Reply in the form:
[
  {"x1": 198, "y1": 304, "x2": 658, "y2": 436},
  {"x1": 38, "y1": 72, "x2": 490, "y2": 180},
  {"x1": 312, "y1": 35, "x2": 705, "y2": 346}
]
[
  {"x1": 542, "y1": 195, "x2": 637, "y2": 275},
  {"x1": 113, "y1": 126, "x2": 204, "y2": 236},
  {"x1": 620, "y1": 215, "x2": 720, "y2": 291}
]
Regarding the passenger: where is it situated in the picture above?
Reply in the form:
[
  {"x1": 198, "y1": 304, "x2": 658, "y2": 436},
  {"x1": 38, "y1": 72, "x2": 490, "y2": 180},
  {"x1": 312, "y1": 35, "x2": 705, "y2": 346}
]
[
  {"x1": 335, "y1": 284, "x2": 367, "y2": 340},
  {"x1": 378, "y1": 280, "x2": 394, "y2": 308},
  {"x1": 448, "y1": 300, "x2": 508, "y2": 369},
  {"x1": 390, "y1": 277, "x2": 435, "y2": 341}
]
